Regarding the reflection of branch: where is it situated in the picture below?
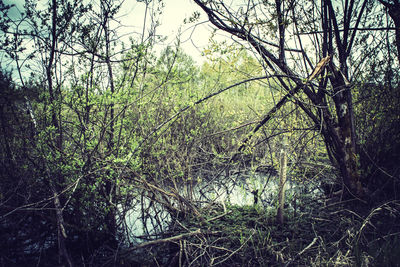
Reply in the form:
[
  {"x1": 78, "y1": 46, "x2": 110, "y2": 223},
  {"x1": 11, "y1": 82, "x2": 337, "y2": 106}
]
[{"x1": 130, "y1": 174, "x2": 204, "y2": 220}]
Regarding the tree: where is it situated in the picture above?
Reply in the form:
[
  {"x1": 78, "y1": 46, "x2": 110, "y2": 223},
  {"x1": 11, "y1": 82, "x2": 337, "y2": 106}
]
[
  {"x1": 0, "y1": 0, "x2": 163, "y2": 264},
  {"x1": 0, "y1": 0, "x2": 86, "y2": 264},
  {"x1": 193, "y1": 0, "x2": 398, "y2": 200},
  {"x1": 378, "y1": 0, "x2": 400, "y2": 65}
]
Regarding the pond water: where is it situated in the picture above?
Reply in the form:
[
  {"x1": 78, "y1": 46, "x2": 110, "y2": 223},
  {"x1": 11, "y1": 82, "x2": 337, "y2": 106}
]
[{"x1": 118, "y1": 170, "x2": 323, "y2": 245}]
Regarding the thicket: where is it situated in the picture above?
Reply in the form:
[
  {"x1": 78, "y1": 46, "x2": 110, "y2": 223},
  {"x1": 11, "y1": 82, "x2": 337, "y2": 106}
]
[{"x1": 1, "y1": 0, "x2": 400, "y2": 266}]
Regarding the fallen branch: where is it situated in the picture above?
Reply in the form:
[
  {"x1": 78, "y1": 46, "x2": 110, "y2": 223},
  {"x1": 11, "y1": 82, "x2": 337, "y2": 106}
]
[
  {"x1": 124, "y1": 229, "x2": 202, "y2": 252},
  {"x1": 284, "y1": 237, "x2": 318, "y2": 267},
  {"x1": 206, "y1": 210, "x2": 232, "y2": 222}
]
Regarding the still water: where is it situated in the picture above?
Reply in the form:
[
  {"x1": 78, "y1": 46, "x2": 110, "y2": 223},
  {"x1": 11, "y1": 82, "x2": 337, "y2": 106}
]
[{"x1": 118, "y1": 170, "x2": 321, "y2": 245}]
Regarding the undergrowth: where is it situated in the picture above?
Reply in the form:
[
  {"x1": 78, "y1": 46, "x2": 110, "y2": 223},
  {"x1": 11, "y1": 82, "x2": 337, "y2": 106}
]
[{"x1": 118, "y1": 197, "x2": 400, "y2": 266}]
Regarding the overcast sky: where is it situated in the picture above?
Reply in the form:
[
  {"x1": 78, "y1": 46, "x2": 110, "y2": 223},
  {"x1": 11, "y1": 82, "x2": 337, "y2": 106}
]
[
  {"x1": 2, "y1": 0, "x2": 217, "y2": 65},
  {"x1": 120, "y1": 0, "x2": 213, "y2": 63}
]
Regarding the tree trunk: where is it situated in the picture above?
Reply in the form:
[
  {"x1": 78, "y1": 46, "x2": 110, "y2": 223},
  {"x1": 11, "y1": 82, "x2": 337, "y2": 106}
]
[
  {"x1": 327, "y1": 70, "x2": 364, "y2": 199},
  {"x1": 193, "y1": 0, "x2": 369, "y2": 200},
  {"x1": 277, "y1": 138, "x2": 288, "y2": 224},
  {"x1": 46, "y1": 0, "x2": 73, "y2": 264},
  {"x1": 102, "y1": 1, "x2": 118, "y2": 246},
  {"x1": 49, "y1": 180, "x2": 73, "y2": 267},
  {"x1": 389, "y1": 8, "x2": 400, "y2": 66}
]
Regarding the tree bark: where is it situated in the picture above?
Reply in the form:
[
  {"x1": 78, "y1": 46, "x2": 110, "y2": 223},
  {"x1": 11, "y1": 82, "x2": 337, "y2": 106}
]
[
  {"x1": 277, "y1": 139, "x2": 288, "y2": 224},
  {"x1": 49, "y1": 180, "x2": 73, "y2": 267}
]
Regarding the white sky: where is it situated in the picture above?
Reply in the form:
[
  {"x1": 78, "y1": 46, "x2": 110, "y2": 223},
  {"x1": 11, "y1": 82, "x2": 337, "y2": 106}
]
[
  {"x1": 118, "y1": 0, "x2": 214, "y2": 63},
  {"x1": 3, "y1": 0, "x2": 216, "y2": 64}
]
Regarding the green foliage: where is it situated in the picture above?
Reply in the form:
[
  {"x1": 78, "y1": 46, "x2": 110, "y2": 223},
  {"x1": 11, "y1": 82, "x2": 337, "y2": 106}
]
[{"x1": 1, "y1": 0, "x2": 399, "y2": 265}]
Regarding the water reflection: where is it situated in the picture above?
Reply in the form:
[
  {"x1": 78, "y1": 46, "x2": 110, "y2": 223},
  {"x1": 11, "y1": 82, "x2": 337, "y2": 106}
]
[{"x1": 118, "y1": 171, "x2": 323, "y2": 245}]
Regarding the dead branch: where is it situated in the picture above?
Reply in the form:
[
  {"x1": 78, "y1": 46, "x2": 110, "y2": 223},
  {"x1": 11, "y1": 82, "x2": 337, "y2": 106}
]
[{"x1": 124, "y1": 229, "x2": 202, "y2": 252}]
